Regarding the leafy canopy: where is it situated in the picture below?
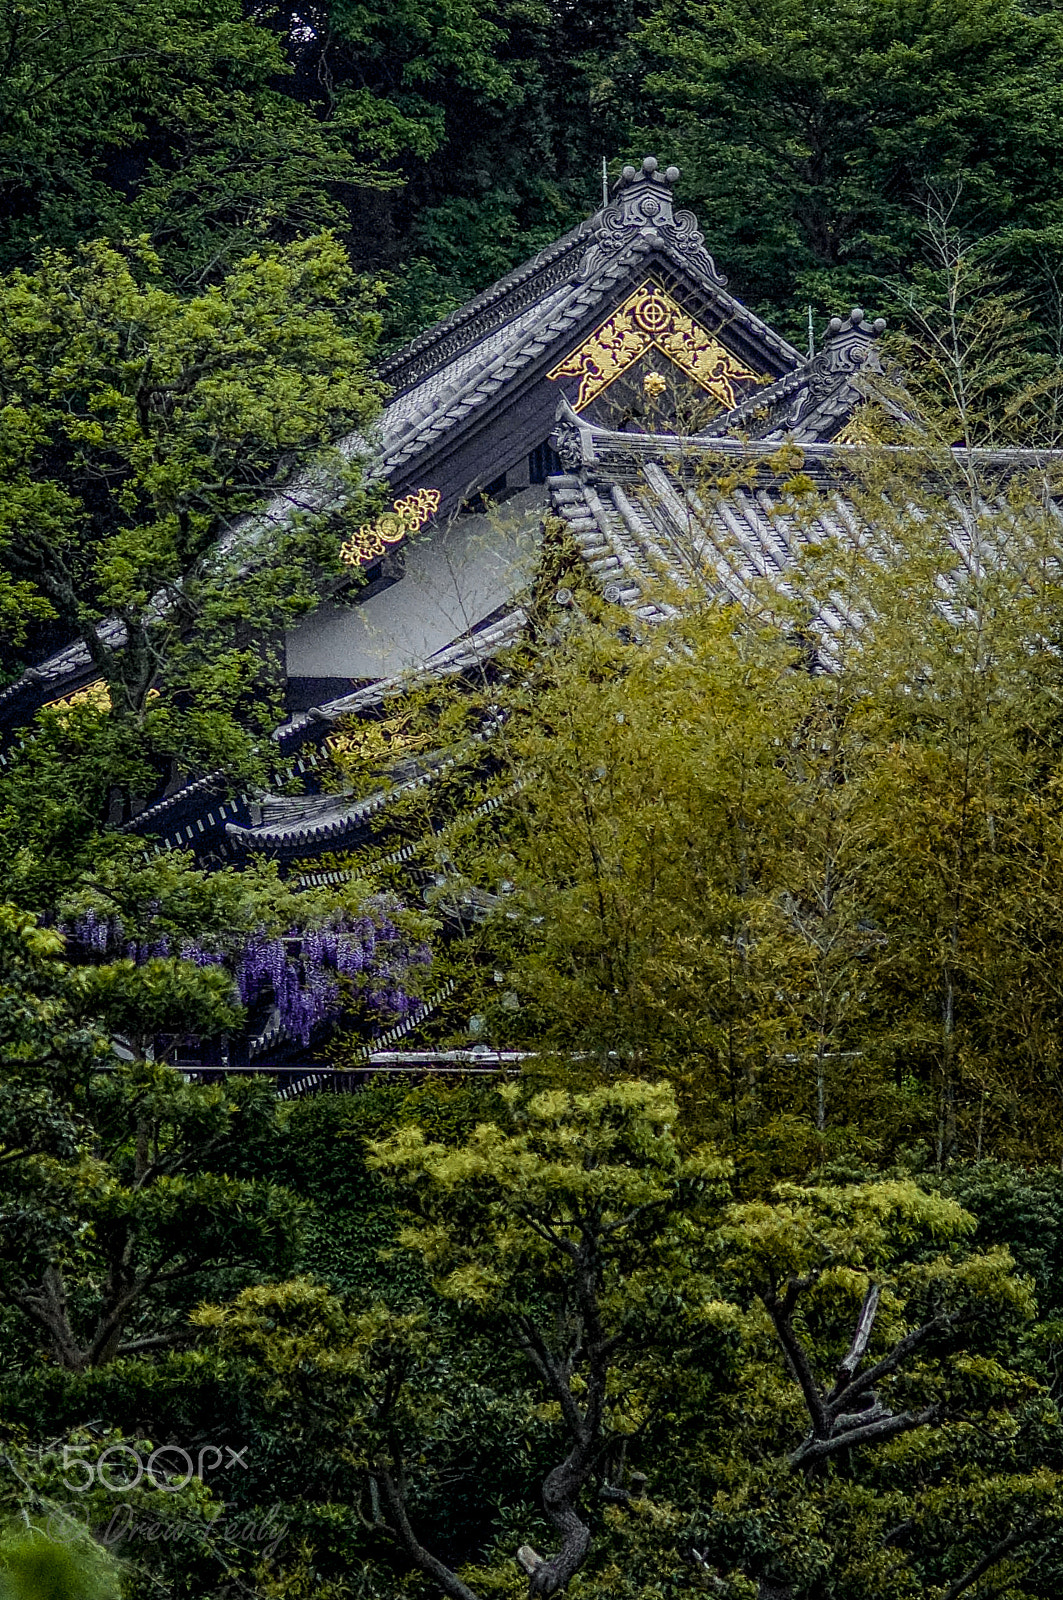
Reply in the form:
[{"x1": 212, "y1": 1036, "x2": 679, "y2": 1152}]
[
  {"x1": 0, "y1": 0, "x2": 389, "y2": 284},
  {"x1": 0, "y1": 232, "x2": 382, "y2": 895}
]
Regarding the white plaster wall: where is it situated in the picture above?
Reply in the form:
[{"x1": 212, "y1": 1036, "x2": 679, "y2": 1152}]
[{"x1": 285, "y1": 487, "x2": 546, "y2": 680}]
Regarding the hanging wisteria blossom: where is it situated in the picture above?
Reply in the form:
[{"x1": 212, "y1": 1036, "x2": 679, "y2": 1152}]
[{"x1": 62, "y1": 903, "x2": 429, "y2": 1046}]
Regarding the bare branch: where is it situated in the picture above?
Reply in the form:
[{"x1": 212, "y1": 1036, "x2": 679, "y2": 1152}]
[
  {"x1": 832, "y1": 1312, "x2": 955, "y2": 1410},
  {"x1": 827, "y1": 1284, "x2": 880, "y2": 1401},
  {"x1": 375, "y1": 1467, "x2": 484, "y2": 1600},
  {"x1": 762, "y1": 1288, "x2": 827, "y2": 1436},
  {"x1": 517, "y1": 1546, "x2": 544, "y2": 1577},
  {"x1": 939, "y1": 1519, "x2": 1049, "y2": 1600},
  {"x1": 511, "y1": 1314, "x2": 587, "y2": 1443},
  {"x1": 789, "y1": 1405, "x2": 938, "y2": 1467}
]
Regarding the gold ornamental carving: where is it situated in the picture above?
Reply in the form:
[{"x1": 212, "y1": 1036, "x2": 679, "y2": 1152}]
[
  {"x1": 43, "y1": 680, "x2": 160, "y2": 717},
  {"x1": 832, "y1": 411, "x2": 873, "y2": 446},
  {"x1": 339, "y1": 487, "x2": 441, "y2": 567},
  {"x1": 326, "y1": 709, "x2": 434, "y2": 766},
  {"x1": 45, "y1": 679, "x2": 112, "y2": 714},
  {"x1": 548, "y1": 283, "x2": 761, "y2": 411}
]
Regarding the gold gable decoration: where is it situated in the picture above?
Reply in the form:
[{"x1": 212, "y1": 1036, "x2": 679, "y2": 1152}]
[
  {"x1": 326, "y1": 709, "x2": 434, "y2": 767},
  {"x1": 548, "y1": 284, "x2": 761, "y2": 411},
  {"x1": 832, "y1": 410, "x2": 876, "y2": 446},
  {"x1": 45, "y1": 679, "x2": 113, "y2": 714},
  {"x1": 339, "y1": 488, "x2": 441, "y2": 567},
  {"x1": 44, "y1": 680, "x2": 160, "y2": 717}
]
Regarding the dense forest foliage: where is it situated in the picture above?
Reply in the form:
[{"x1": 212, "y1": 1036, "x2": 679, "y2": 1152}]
[
  {"x1": 9, "y1": 5, "x2": 1063, "y2": 1600},
  {"x1": 6, "y1": 0, "x2": 1063, "y2": 344}
]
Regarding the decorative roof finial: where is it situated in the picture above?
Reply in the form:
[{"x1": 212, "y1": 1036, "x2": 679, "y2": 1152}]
[
  {"x1": 581, "y1": 155, "x2": 726, "y2": 288},
  {"x1": 610, "y1": 156, "x2": 682, "y2": 227},
  {"x1": 818, "y1": 306, "x2": 887, "y2": 373}
]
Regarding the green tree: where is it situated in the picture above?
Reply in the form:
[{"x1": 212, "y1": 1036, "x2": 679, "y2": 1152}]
[
  {"x1": 0, "y1": 233, "x2": 381, "y2": 897},
  {"x1": 196, "y1": 1081, "x2": 1063, "y2": 1600},
  {"x1": 0, "y1": 901, "x2": 300, "y2": 1373},
  {"x1": 367, "y1": 1080, "x2": 730, "y2": 1598},
  {"x1": 686, "y1": 1176, "x2": 1063, "y2": 1600},
  {"x1": 343, "y1": 417, "x2": 1063, "y2": 1167},
  {"x1": 365, "y1": 577, "x2": 896, "y2": 1157},
  {"x1": 0, "y1": 1519, "x2": 121, "y2": 1600},
  {"x1": 266, "y1": 3, "x2": 646, "y2": 341},
  {"x1": 0, "y1": 0, "x2": 388, "y2": 283},
  {"x1": 0, "y1": 906, "x2": 102, "y2": 1179},
  {"x1": 1, "y1": 1054, "x2": 300, "y2": 1373},
  {"x1": 633, "y1": 0, "x2": 1063, "y2": 341}
]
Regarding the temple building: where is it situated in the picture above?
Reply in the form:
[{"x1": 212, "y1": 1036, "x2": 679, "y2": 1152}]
[{"x1": 0, "y1": 157, "x2": 991, "y2": 876}]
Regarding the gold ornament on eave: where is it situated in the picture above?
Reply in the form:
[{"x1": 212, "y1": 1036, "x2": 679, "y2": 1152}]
[{"x1": 340, "y1": 487, "x2": 441, "y2": 566}]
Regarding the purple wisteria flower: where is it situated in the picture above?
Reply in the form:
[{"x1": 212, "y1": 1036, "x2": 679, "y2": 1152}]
[{"x1": 62, "y1": 901, "x2": 429, "y2": 1046}]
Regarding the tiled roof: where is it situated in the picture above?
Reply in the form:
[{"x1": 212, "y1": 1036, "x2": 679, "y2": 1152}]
[
  {"x1": 5, "y1": 160, "x2": 803, "y2": 724},
  {"x1": 2, "y1": 173, "x2": 944, "y2": 869},
  {"x1": 378, "y1": 224, "x2": 592, "y2": 392},
  {"x1": 699, "y1": 307, "x2": 899, "y2": 444},
  {"x1": 382, "y1": 287, "x2": 573, "y2": 439},
  {"x1": 275, "y1": 605, "x2": 526, "y2": 745},
  {"x1": 377, "y1": 159, "x2": 802, "y2": 405},
  {"x1": 377, "y1": 244, "x2": 797, "y2": 477},
  {"x1": 546, "y1": 420, "x2": 1063, "y2": 668},
  {"x1": 98, "y1": 419, "x2": 1063, "y2": 859},
  {"x1": 0, "y1": 620, "x2": 123, "y2": 719},
  {"x1": 376, "y1": 159, "x2": 803, "y2": 477}
]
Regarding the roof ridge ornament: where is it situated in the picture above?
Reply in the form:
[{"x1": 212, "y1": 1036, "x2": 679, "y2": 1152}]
[
  {"x1": 800, "y1": 306, "x2": 887, "y2": 408},
  {"x1": 579, "y1": 155, "x2": 727, "y2": 288},
  {"x1": 820, "y1": 306, "x2": 887, "y2": 371}
]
